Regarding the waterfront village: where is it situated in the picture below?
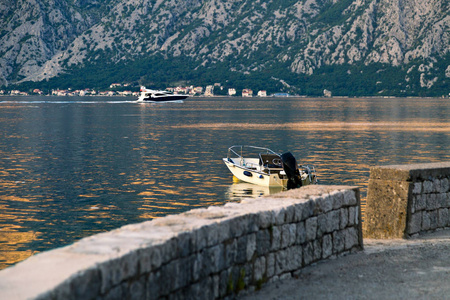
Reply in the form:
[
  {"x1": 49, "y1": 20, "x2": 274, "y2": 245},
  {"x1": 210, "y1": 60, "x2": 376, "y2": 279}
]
[{"x1": 0, "y1": 82, "x2": 307, "y2": 97}]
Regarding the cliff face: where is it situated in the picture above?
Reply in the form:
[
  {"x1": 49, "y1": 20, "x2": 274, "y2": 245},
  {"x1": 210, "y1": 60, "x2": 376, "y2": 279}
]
[{"x1": 0, "y1": 0, "x2": 449, "y2": 93}]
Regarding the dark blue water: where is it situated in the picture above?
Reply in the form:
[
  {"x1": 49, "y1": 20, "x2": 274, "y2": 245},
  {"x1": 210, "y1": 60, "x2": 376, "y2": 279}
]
[{"x1": 0, "y1": 96, "x2": 449, "y2": 269}]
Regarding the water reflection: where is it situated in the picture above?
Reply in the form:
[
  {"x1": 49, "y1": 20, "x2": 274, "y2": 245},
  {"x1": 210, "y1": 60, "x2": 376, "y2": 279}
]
[
  {"x1": 0, "y1": 97, "x2": 449, "y2": 269},
  {"x1": 226, "y1": 182, "x2": 284, "y2": 201}
]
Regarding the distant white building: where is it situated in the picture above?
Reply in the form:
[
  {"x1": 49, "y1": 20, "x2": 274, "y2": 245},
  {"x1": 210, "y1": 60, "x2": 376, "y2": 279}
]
[
  {"x1": 257, "y1": 90, "x2": 267, "y2": 97},
  {"x1": 194, "y1": 86, "x2": 203, "y2": 94},
  {"x1": 205, "y1": 85, "x2": 214, "y2": 96},
  {"x1": 323, "y1": 89, "x2": 332, "y2": 97},
  {"x1": 228, "y1": 88, "x2": 236, "y2": 96},
  {"x1": 242, "y1": 89, "x2": 253, "y2": 97}
]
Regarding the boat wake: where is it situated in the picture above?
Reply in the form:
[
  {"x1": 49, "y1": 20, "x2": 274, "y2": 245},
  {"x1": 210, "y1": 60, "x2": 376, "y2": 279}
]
[{"x1": 0, "y1": 99, "x2": 185, "y2": 104}]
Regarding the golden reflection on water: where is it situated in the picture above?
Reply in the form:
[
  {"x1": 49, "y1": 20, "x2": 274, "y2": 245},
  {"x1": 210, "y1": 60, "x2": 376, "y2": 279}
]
[{"x1": 172, "y1": 121, "x2": 450, "y2": 132}]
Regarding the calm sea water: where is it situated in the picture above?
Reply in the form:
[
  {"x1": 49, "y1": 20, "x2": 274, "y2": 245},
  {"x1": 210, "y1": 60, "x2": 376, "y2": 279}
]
[{"x1": 0, "y1": 96, "x2": 449, "y2": 269}]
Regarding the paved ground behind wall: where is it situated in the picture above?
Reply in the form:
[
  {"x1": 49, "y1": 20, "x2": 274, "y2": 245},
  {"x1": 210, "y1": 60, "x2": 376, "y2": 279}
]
[{"x1": 239, "y1": 229, "x2": 450, "y2": 300}]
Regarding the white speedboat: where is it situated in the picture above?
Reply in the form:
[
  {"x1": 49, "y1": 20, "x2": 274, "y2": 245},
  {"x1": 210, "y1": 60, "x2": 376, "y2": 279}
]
[
  {"x1": 223, "y1": 145, "x2": 317, "y2": 189},
  {"x1": 137, "y1": 86, "x2": 189, "y2": 102}
]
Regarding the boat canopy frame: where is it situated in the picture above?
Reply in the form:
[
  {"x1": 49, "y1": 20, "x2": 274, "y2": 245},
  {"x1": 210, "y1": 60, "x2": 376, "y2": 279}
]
[{"x1": 226, "y1": 145, "x2": 285, "y2": 174}]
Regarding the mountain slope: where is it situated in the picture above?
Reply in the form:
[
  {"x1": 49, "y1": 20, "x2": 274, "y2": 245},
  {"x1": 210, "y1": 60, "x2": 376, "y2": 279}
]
[{"x1": 1, "y1": 0, "x2": 449, "y2": 95}]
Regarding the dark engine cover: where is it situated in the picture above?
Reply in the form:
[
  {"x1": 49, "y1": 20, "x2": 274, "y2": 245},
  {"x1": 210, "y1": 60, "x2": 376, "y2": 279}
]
[{"x1": 280, "y1": 152, "x2": 303, "y2": 190}]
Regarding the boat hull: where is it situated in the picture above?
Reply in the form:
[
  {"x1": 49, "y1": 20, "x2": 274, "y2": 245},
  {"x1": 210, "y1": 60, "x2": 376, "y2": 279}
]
[
  {"x1": 138, "y1": 95, "x2": 188, "y2": 102},
  {"x1": 223, "y1": 158, "x2": 315, "y2": 188},
  {"x1": 223, "y1": 159, "x2": 287, "y2": 187}
]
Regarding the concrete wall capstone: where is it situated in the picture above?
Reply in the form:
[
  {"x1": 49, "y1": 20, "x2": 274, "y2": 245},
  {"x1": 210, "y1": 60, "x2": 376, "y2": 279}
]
[
  {"x1": 363, "y1": 162, "x2": 450, "y2": 239},
  {"x1": 0, "y1": 185, "x2": 362, "y2": 300}
]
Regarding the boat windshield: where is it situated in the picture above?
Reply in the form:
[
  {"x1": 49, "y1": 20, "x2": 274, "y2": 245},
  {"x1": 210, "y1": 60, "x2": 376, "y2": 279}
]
[{"x1": 227, "y1": 145, "x2": 280, "y2": 161}]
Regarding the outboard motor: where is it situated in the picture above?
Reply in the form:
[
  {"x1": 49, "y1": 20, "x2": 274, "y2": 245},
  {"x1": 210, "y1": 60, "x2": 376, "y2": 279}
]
[{"x1": 280, "y1": 152, "x2": 303, "y2": 190}]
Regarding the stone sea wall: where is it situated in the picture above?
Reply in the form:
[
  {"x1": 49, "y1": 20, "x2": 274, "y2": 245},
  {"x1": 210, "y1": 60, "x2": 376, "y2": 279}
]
[
  {"x1": 0, "y1": 185, "x2": 362, "y2": 300},
  {"x1": 364, "y1": 162, "x2": 450, "y2": 238}
]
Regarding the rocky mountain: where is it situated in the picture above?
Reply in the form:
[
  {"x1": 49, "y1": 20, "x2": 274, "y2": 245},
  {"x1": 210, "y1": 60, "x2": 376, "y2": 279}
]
[{"x1": 1, "y1": 0, "x2": 449, "y2": 95}]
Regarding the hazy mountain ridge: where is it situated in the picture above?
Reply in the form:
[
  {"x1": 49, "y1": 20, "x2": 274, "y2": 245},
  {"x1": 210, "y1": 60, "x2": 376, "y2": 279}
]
[{"x1": 1, "y1": 0, "x2": 449, "y2": 95}]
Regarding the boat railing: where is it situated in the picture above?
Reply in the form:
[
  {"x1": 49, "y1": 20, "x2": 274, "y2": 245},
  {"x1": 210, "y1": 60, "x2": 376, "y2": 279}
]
[{"x1": 299, "y1": 165, "x2": 317, "y2": 183}]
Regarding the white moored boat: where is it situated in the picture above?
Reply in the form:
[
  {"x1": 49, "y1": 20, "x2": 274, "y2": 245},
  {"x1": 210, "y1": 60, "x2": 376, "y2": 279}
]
[
  {"x1": 137, "y1": 86, "x2": 189, "y2": 102},
  {"x1": 223, "y1": 145, "x2": 317, "y2": 189}
]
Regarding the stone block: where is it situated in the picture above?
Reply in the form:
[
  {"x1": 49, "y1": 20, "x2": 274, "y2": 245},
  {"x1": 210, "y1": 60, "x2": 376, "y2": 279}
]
[
  {"x1": 99, "y1": 252, "x2": 139, "y2": 294},
  {"x1": 270, "y1": 226, "x2": 281, "y2": 251},
  {"x1": 342, "y1": 190, "x2": 355, "y2": 206},
  {"x1": 332, "y1": 230, "x2": 345, "y2": 254},
  {"x1": 138, "y1": 248, "x2": 153, "y2": 275},
  {"x1": 224, "y1": 238, "x2": 237, "y2": 268},
  {"x1": 364, "y1": 175, "x2": 410, "y2": 238},
  {"x1": 428, "y1": 210, "x2": 438, "y2": 230},
  {"x1": 288, "y1": 245, "x2": 303, "y2": 271},
  {"x1": 274, "y1": 207, "x2": 286, "y2": 225},
  {"x1": 433, "y1": 179, "x2": 441, "y2": 193},
  {"x1": 67, "y1": 267, "x2": 101, "y2": 300},
  {"x1": 422, "y1": 211, "x2": 431, "y2": 231},
  {"x1": 176, "y1": 231, "x2": 194, "y2": 258},
  {"x1": 146, "y1": 271, "x2": 161, "y2": 300},
  {"x1": 315, "y1": 196, "x2": 333, "y2": 214},
  {"x1": 281, "y1": 224, "x2": 290, "y2": 249},
  {"x1": 340, "y1": 208, "x2": 349, "y2": 230},
  {"x1": 302, "y1": 199, "x2": 315, "y2": 220},
  {"x1": 329, "y1": 210, "x2": 341, "y2": 232},
  {"x1": 266, "y1": 253, "x2": 275, "y2": 278},
  {"x1": 218, "y1": 269, "x2": 229, "y2": 298},
  {"x1": 160, "y1": 259, "x2": 180, "y2": 294},
  {"x1": 246, "y1": 233, "x2": 256, "y2": 261},
  {"x1": 236, "y1": 235, "x2": 248, "y2": 264},
  {"x1": 305, "y1": 217, "x2": 317, "y2": 241},
  {"x1": 185, "y1": 277, "x2": 213, "y2": 300},
  {"x1": 423, "y1": 180, "x2": 433, "y2": 194},
  {"x1": 441, "y1": 178, "x2": 449, "y2": 193},
  {"x1": 303, "y1": 242, "x2": 313, "y2": 266},
  {"x1": 348, "y1": 206, "x2": 356, "y2": 226},
  {"x1": 281, "y1": 224, "x2": 296, "y2": 248},
  {"x1": 285, "y1": 205, "x2": 295, "y2": 223},
  {"x1": 322, "y1": 234, "x2": 333, "y2": 259},
  {"x1": 296, "y1": 222, "x2": 306, "y2": 245},
  {"x1": 213, "y1": 274, "x2": 220, "y2": 299},
  {"x1": 407, "y1": 211, "x2": 422, "y2": 235},
  {"x1": 426, "y1": 194, "x2": 439, "y2": 210},
  {"x1": 331, "y1": 191, "x2": 344, "y2": 210},
  {"x1": 414, "y1": 195, "x2": 427, "y2": 212},
  {"x1": 229, "y1": 215, "x2": 249, "y2": 238},
  {"x1": 253, "y1": 256, "x2": 266, "y2": 282},
  {"x1": 446, "y1": 192, "x2": 450, "y2": 208},
  {"x1": 257, "y1": 210, "x2": 274, "y2": 229},
  {"x1": 293, "y1": 203, "x2": 304, "y2": 222},
  {"x1": 438, "y1": 208, "x2": 449, "y2": 228},
  {"x1": 412, "y1": 182, "x2": 422, "y2": 195},
  {"x1": 344, "y1": 227, "x2": 358, "y2": 251},
  {"x1": 177, "y1": 255, "x2": 195, "y2": 289},
  {"x1": 104, "y1": 284, "x2": 124, "y2": 300},
  {"x1": 353, "y1": 206, "x2": 360, "y2": 226},
  {"x1": 438, "y1": 193, "x2": 447, "y2": 209},
  {"x1": 313, "y1": 240, "x2": 322, "y2": 261},
  {"x1": 275, "y1": 249, "x2": 288, "y2": 275},
  {"x1": 317, "y1": 214, "x2": 328, "y2": 238},
  {"x1": 126, "y1": 276, "x2": 146, "y2": 300},
  {"x1": 256, "y1": 229, "x2": 270, "y2": 256}
]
